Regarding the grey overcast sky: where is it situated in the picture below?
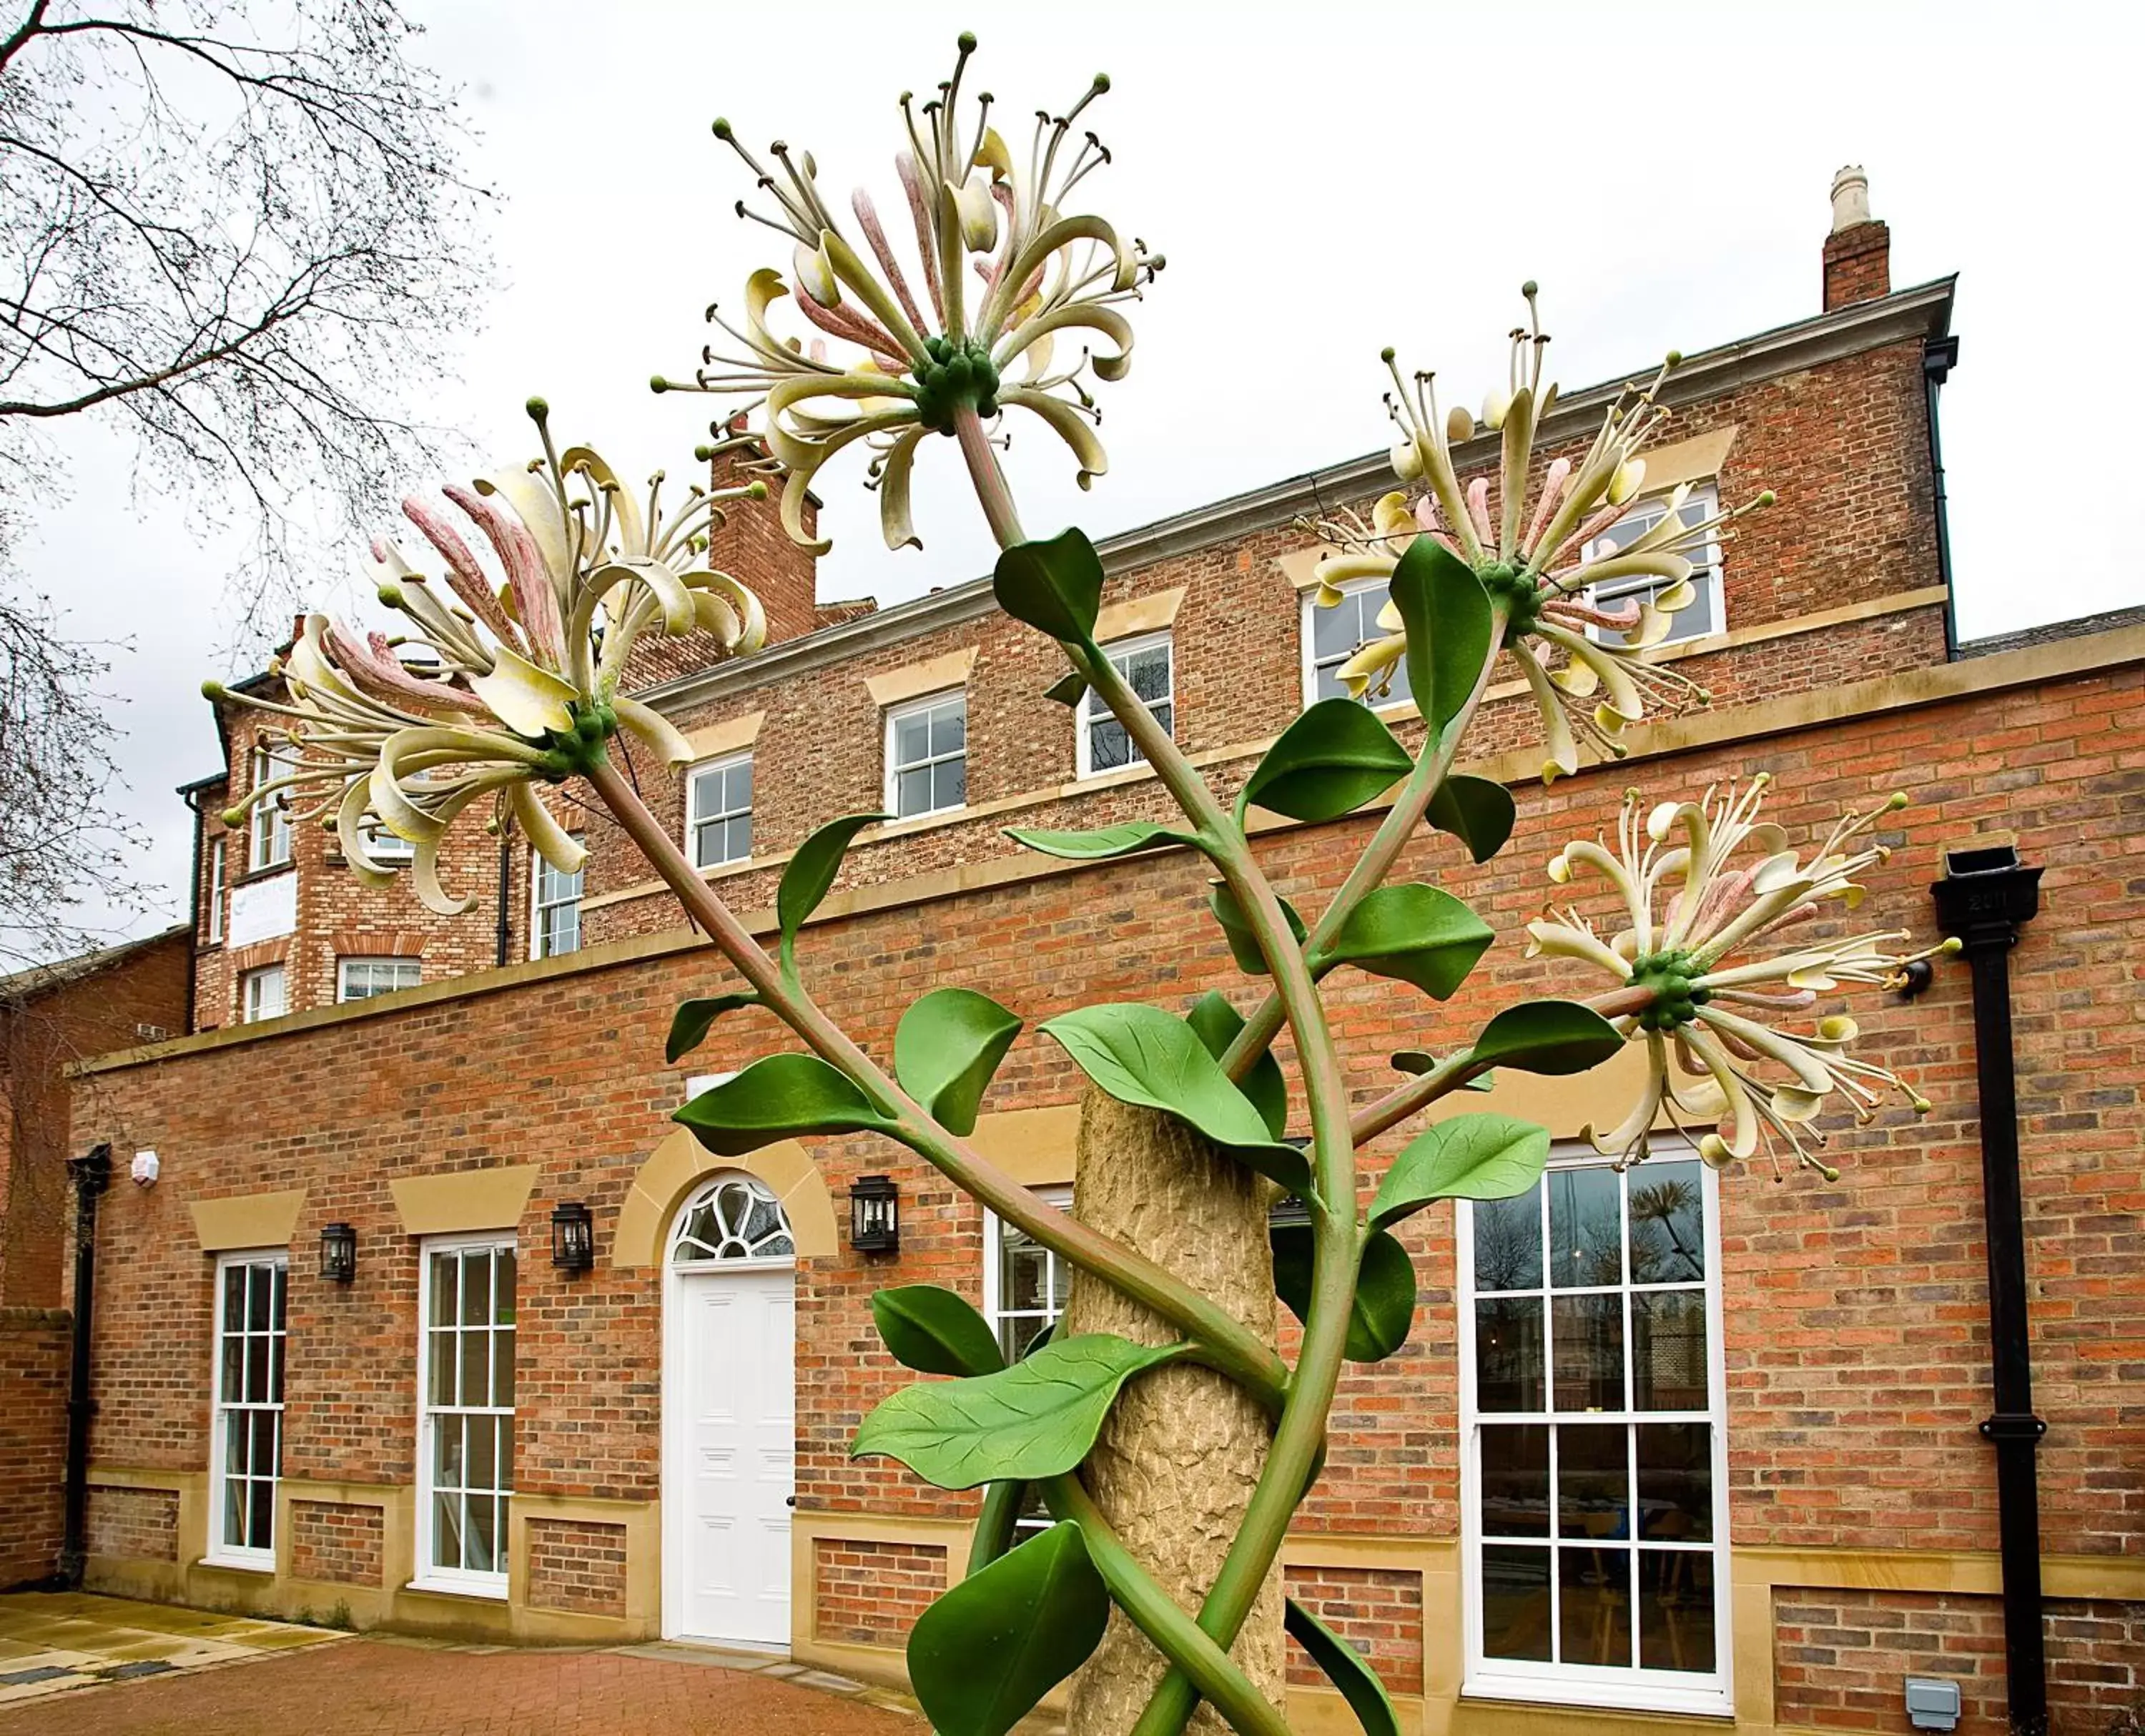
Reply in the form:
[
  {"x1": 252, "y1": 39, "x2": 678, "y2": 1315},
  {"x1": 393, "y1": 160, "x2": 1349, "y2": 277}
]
[{"x1": 23, "y1": 0, "x2": 2142, "y2": 945}]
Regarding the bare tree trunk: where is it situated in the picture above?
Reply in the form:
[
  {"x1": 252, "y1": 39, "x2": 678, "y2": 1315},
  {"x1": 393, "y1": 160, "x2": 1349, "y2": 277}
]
[{"x1": 1061, "y1": 1085, "x2": 1286, "y2": 1735}]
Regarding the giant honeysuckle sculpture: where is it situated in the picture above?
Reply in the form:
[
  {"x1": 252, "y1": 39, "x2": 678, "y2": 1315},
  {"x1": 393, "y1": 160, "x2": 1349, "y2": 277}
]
[
  {"x1": 214, "y1": 412, "x2": 771, "y2": 910},
  {"x1": 1302, "y1": 289, "x2": 1777, "y2": 783},
  {"x1": 217, "y1": 36, "x2": 1948, "y2": 1736},
  {"x1": 653, "y1": 30, "x2": 1159, "y2": 554}
]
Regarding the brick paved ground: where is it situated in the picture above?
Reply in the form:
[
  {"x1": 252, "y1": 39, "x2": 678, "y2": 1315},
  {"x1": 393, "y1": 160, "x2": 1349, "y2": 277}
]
[{"x1": 0, "y1": 1635, "x2": 922, "y2": 1735}]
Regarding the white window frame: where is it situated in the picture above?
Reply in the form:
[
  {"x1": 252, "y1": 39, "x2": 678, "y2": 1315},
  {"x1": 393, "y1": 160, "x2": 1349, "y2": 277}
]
[
  {"x1": 204, "y1": 1251, "x2": 287, "y2": 1572},
  {"x1": 530, "y1": 841, "x2": 584, "y2": 960},
  {"x1": 240, "y1": 963, "x2": 286, "y2": 1024},
  {"x1": 982, "y1": 1186, "x2": 1073, "y2": 1534},
  {"x1": 1456, "y1": 1143, "x2": 1732, "y2": 1716},
  {"x1": 884, "y1": 689, "x2": 968, "y2": 820},
  {"x1": 1300, "y1": 578, "x2": 1413, "y2": 713},
  {"x1": 205, "y1": 835, "x2": 226, "y2": 945},
  {"x1": 248, "y1": 747, "x2": 294, "y2": 870},
  {"x1": 1077, "y1": 632, "x2": 1174, "y2": 780},
  {"x1": 414, "y1": 1232, "x2": 518, "y2": 1599},
  {"x1": 337, "y1": 956, "x2": 423, "y2": 1002},
  {"x1": 357, "y1": 818, "x2": 415, "y2": 864},
  {"x1": 686, "y1": 751, "x2": 755, "y2": 869},
  {"x1": 1583, "y1": 482, "x2": 1725, "y2": 651}
]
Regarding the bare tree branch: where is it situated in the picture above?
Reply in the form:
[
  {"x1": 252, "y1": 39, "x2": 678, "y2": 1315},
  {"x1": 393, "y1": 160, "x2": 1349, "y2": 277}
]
[{"x1": 0, "y1": 0, "x2": 492, "y2": 967}]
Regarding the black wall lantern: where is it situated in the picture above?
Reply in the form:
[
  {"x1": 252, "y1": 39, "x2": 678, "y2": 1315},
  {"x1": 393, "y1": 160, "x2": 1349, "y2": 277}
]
[
  {"x1": 848, "y1": 1174, "x2": 899, "y2": 1254},
  {"x1": 551, "y1": 1201, "x2": 595, "y2": 1273},
  {"x1": 319, "y1": 1221, "x2": 357, "y2": 1284}
]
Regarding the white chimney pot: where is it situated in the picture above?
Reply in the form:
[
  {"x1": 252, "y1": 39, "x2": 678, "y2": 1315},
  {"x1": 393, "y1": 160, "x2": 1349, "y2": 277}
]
[{"x1": 1830, "y1": 164, "x2": 1873, "y2": 233}]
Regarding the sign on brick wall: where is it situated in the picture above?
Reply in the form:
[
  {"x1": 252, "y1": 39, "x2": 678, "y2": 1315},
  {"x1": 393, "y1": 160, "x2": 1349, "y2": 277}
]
[{"x1": 227, "y1": 872, "x2": 297, "y2": 948}]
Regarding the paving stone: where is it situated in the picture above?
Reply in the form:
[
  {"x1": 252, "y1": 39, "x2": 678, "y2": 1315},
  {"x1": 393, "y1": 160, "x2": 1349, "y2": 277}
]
[{"x1": 0, "y1": 1634, "x2": 922, "y2": 1733}]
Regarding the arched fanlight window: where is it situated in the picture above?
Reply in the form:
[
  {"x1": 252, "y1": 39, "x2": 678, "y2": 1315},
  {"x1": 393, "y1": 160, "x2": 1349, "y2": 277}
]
[{"x1": 670, "y1": 1174, "x2": 795, "y2": 1264}]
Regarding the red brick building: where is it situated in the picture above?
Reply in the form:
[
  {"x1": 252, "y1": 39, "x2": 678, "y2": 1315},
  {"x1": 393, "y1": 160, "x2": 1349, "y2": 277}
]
[{"x1": 56, "y1": 177, "x2": 2145, "y2": 1734}]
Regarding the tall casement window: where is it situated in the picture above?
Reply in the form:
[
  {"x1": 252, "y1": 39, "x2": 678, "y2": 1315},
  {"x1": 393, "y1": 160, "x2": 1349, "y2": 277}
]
[
  {"x1": 248, "y1": 747, "x2": 294, "y2": 869},
  {"x1": 1078, "y1": 633, "x2": 1173, "y2": 778},
  {"x1": 205, "y1": 836, "x2": 226, "y2": 944},
  {"x1": 1583, "y1": 482, "x2": 1725, "y2": 648},
  {"x1": 686, "y1": 753, "x2": 754, "y2": 869},
  {"x1": 418, "y1": 1236, "x2": 517, "y2": 1595},
  {"x1": 1303, "y1": 579, "x2": 1411, "y2": 708},
  {"x1": 531, "y1": 841, "x2": 583, "y2": 960},
  {"x1": 207, "y1": 1252, "x2": 287, "y2": 1569},
  {"x1": 241, "y1": 963, "x2": 287, "y2": 1023},
  {"x1": 984, "y1": 1189, "x2": 1072, "y2": 1531},
  {"x1": 1458, "y1": 1146, "x2": 1730, "y2": 1713},
  {"x1": 337, "y1": 957, "x2": 421, "y2": 1001},
  {"x1": 886, "y1": 691, "x2": 967, "y2": 819}
]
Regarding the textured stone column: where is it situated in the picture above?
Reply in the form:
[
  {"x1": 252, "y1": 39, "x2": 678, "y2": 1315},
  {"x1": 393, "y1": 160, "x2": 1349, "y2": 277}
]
[{"x1": 1060, "y1": 1085, "x2": 1286, "y2": 1735}]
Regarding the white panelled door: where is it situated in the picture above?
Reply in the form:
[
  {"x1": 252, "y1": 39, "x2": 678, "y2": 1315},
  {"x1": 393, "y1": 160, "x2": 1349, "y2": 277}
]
[{"x1": 663, "y1": 1175, "x2": 799, "y2": 1649}]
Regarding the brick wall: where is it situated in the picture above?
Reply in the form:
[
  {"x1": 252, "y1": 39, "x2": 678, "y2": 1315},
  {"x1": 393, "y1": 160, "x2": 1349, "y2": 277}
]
[
  {"x1": 1775, "y1": 1589, "x2": 2143, "y2": 1735},
  {"x1": 1, "y1": 929, "x2": 189, "y2": 1308},
  {"x1": 814, "y1": 1539, "x2": 945, "y2": 1647},
  {"x1": 192, "y1": 724, "x2": 511, "y2": 1032},
  {"x1": 87, "y1": 1484, "x2": 178, "y2": 1562},
  {"x1": 0, "y1": 1308, "x2": 69, "y2": 1586},
  {"x1": 581, "y1": 331, "x2": 1946, "y2": 951},
  {"x1": 526, "y1": 1518, "x2": 628, "y2": 1616},
  {"x1": 289, "y1": 1500, "x2": 383, "y2": 1586},
  {"x1": 66, "y1": 656, "x2": 2145, "y2": 1572},
  {"x1": 1283, "y1": 1566, "x2": 1424, "y2": 1695}
]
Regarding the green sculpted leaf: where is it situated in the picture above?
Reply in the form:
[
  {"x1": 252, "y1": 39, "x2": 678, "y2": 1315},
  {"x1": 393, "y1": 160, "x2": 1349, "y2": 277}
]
[
  {"x1": 852, "y1": 1332, "x2": 1183, "y2": 1489},
  {"x1": 1473, "y1": 1000, "x2": 1627, "y2": 1074},
  {"x1": 1238, "y1": 699, "x2": 1412, "y2": 824},
  {"x1": 1208, "y1": 881, "x2": 1308, "y2": 977},
  {"x1": 909, "y1": 1523, "x2": 1110, "y2": 1736},
  {"x1": 1370, "y1": 1113, "x2": 1550, "y2": 1231},
  {"x1": 674, "y1": 1052, "x2": 889, "y2": 1155},
  {"x1": 1285, "y1": 1598, "x2": 1403, "y2": 1736},
  {"x1": 1426, "y1": 774, "x2": 1516, "y2": 863},
  {"x1": 894, "y1": 987, "x2": 1022, "y2": 1136},
  {"x1": 665, "y1": 992, "x2": 760, "y2": 1064},
  {"x1": 778, "y1": 812, "x2": 887, "y2": 957},
  {"x1": 1040, "y1": 1002, "x2": 1313, "y2": 1196},
  {"x1": 872, "y1": 1285, "x2": 1007, "y2": 1379},
  {"x1": 993, "y1": 527, "x2": 1105, "y2": 641},
  {"x1": 1271, "y1": 1224, "x2": 1418, "y2": 1363},
  {"x1": 1388, "y1": 534, "x2": 1494, "y2": 739},
  {"x1": 1042, "y1": 669, "x2": 1089, "y2": 708},
  {"x1": 1184, "y1": 990, "x2": 1288, "y2": 1140},
  {"x1": 1005, "y1": 821, "x2": 1193, "y2": 861},
  {"x1": 1324, "y1": 884, "x2": 1494, "y2": 999}
]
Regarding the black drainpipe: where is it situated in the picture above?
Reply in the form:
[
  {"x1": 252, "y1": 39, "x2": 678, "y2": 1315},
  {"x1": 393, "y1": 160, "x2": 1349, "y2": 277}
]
[
  {"x1": 495, "y1": 833, "x2": 514, "y2": 967},
  {"x1": 1924, "y1": 332, "x2": 1961, "y2": 660},
  {"x1": 59, "y1": 1143, "x2": 112, "y2": 1588},
  {"x1": 1930, "y1": 844, "x2": 2046, "y2": 1736}
]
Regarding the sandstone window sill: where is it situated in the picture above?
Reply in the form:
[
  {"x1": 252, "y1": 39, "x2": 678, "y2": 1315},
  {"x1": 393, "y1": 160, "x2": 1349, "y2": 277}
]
[
  {"x1": 198, "y1": 1552, "x2": 272, "y2": 1575},
  {"x1": 404, "y1": 1576, "x2": 508, "y2": 1603}
]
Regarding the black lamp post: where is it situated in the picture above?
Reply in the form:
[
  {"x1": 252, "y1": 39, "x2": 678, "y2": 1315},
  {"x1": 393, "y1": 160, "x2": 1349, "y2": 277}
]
[
  {"x1": 551, "y1": 1201, "x2": 595, "y2": 1273},
  {"x1": 319, "y1": 1221, "x2": 357, "y2": 1284},
  {"x1": 848, "y1": 1174, "x2": 899, "y2": 1253}
]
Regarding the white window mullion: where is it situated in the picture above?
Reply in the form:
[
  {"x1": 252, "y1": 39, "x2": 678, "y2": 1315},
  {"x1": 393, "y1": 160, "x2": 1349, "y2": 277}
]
[
  {"x1": 207, "y1": 1253, "x2": 286, "y2": 1570},
  {"x1": 1460, "y1": 1144, "x2": 1731, "y2": 1713},
  {"x1": 687, "y1": 754, "x2": 755, "y2": 869},
  {"x1": 886, "y1": 692, "x2": 967, "y2": 819},
  {"x1": 415, "y1": 1236, "x2": 516, "y2": 1597},
  {"x1": 1078, "y1": 633, "x2": 1173, "y2": 779}
]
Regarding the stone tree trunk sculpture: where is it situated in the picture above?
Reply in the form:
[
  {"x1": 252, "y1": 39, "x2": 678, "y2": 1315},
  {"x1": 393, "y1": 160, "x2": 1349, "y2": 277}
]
[{"x1": 218, "y1": 33, "x2": 1954, "y2": 1736}]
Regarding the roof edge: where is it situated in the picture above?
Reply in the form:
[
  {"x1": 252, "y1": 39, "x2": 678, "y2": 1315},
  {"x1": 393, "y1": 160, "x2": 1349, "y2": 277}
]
[{"x1": 636, "y1": 277, "x2": 1958, "y2": 713}]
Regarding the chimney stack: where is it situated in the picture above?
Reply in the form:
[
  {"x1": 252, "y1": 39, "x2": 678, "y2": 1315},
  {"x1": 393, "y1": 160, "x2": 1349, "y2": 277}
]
[{"x1": 1823, "y1": 164, "x2": 1890, "y2": 311}]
